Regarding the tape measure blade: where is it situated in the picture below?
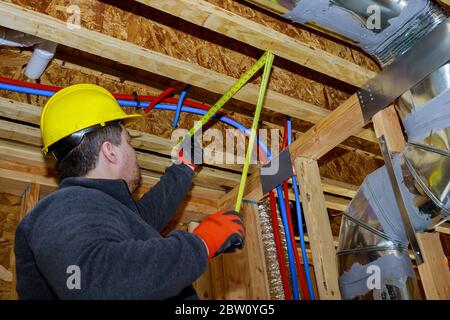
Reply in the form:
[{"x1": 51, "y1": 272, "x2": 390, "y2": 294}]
[{"x1": 186, "y1": 52, "x2": 269, "y2": 138}]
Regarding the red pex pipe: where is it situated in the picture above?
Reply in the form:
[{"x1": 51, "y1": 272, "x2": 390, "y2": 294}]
[
  {"x1": 269, "y1": 190, "x2": 292, "y2": 300},
  {"x1": 0, "y1": 76, "x2": 270, "y2": 158},
  {"x1": 281, "y1": 121, "x2": 310, "y2": 300},
  {"x1": 0, "y1": 76, "x2": 221, "y2": 114}
]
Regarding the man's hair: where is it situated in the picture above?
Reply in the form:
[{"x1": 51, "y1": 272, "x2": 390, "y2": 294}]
[{"x1": 56, "y1": 122, "x2": 123, "y2": 181}]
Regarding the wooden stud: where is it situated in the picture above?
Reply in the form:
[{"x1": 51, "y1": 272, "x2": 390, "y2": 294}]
[
  {"x1": 209, "y1": 256, "x2": 227, "y2": 300},
  {"x1": 372, "y1": 105, "x2": 405, "y2": 153},
  {"x1": 241, "y1": 202, "x2": 270, "y2": 299},
  {"x1": 295, "y1": 157, "x2": 341, "y2": 300},
  {"x1": 221, "y1": 202, "x2": 270, "y2": 300},
  {"x1": 372, "y1": 105, "x2": 450, "y2": 300},
  {"x1": 416, "y1": 232, "x2": 450, "y2": 299},
  {"x1": 9, "y1": 183, "x2": 40, "y2": 300}
]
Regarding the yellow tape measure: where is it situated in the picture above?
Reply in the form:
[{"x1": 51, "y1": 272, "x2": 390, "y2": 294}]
[
  {"x1": 235, "y1": 52, "x2": 275, "y2": 211},
  {"x1": 184, "y1": 51, "x2": 271, "y2": 140}
]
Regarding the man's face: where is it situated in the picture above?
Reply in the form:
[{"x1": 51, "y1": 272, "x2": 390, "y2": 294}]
[{"x1": 117, "y1": 127, "x2": 142, "y2": 193}]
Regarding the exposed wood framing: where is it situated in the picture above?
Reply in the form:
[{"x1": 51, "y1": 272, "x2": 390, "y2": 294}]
[
  {"x1": 436, "y1": 223, "x2": 450, "y2": 235},
  {"x1": 0, "y1": 97, "x2": 358, "y2": 210},
  {"x1": 219, "y1": 202, "x2": 270, "y2": 299},
  {"x1": 372, "y1": 106, "x2": 450, "y2": 300},
  {"x1": 220, "y1": 93, "x2": 365, "y2": 208},
  {"x1": 295, "y1": 157, "x2": 341, "y2": 300},
  {"x1": 243, "y1": 0, "x2": 289, "y2": 15},
  {"x1": 372, "y1": 105, "x2": 405, "y2": 153},
  {"x1": 134, "y1": 0, "x2": 377, "y2": 87},
  {"x1": 9, "y1": 183, "x2": 40, "y2": 300},
  {"x1": 416, "y1": 232, "x2": 450, "y2": 299},
  {"x1": 437, "y1": 0, "x2": 450, "y2": 7},
  {"x1": 0, "y1": 1, "x2": 377, "y2": 145}
]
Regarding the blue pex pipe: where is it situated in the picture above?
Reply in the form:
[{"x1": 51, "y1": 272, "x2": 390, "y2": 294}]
[
  {"x1": 287, "y1": 117, "x2": 315, "y2": 300},
  {"x1": 0, "y1": 82, "x2": 272, "y2": 158},
  {"x1": 276, "y1": 185, "x2": 300, "y2": 300},
  {"x1": 173, "y1": 85, "x2": 191, "y2": 128}
]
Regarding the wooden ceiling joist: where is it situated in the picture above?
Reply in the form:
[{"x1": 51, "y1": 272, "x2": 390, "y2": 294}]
[
  {"x1": 0, "y1": 1, "x2": 377, "y2": 146},
  {"x1": 134, "y1": 0, "x2": 377, "y2": 88},
  {"x1": 0, "y1": 165, "x2": 218, "y2": 221},
  {"x1": 0, "y1": 97, "x2": 360, "y2": 199}
]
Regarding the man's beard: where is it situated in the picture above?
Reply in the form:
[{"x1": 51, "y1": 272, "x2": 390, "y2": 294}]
[{"x1": 126, "y1": 163, "x2": 142, "y2": 193}]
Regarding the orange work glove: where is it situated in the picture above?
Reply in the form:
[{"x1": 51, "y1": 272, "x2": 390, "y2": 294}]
[{"x1": 193, "y1": 210, "x2": 245, "y2": 260}]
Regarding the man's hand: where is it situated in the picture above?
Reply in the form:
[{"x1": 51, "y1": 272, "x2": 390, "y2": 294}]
[
  {"x1": 177, "y1": 134, "x2": 203, "y2": 171},
  {"x1": 193, "y1": 210, "x2": 245, "y2": 260}
]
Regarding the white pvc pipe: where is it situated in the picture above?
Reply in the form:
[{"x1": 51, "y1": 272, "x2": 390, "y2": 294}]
[
  {"x1": 24, "y1": 41, "x2": 57, "y2": 79},
  {"x1": 0, "y1": 26, "x2": 57, "y2": 79}
]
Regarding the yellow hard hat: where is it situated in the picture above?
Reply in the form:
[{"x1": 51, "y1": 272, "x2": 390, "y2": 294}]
[{"x1": 41, "y1": 84, "x2": 142, "y2": 160}]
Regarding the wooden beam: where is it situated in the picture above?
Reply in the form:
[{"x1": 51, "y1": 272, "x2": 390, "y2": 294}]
[
  {"x1": 0, "y1": 96, "x2": 244, "y2": 172},
  {"x1": 416, "y1": 232, "x2": 450, "y2": 299},
  {"x1": 437, "y1": 0, "x2": 450, "y2": 7},
  {"x1": 0, "y1": 120, "x2": 241, "y2": 190},
  {"x1": 220, "y1": 201, "x2": 270, "y2": 299},
  {"x1": 289, "y1": 94, "x2": 365, "y2": 160},
  {"x1": 219, "y1": 93, "x2": 365, "y2": 208},
  {"x1": 0, "y1": 2, "x2": 376, "y2": 144},
  {"x1": 240, "y1": 202, "x2": 270, "y2": 299},
  {"x1": 9, "y1": 182, "x2": 40, "y2": 300},
  {"x1": 436, "y1": 223, "x2": 450, "y2": 235},
  {"x1": 294, "y1": 157, "x2": 341, "y2": 299},
  {"x1": 372, "y1": 104, "x2": 405, "y2": 153},
  {"x1": 134, "y1": 0, "x2": 377, "y2": 87},
  {"x1": 264, "y1": 120, "x2": 382, "y2": 161},
  {"x1": 243, "y1": 0, "x2": 289, "y2": 15},
  {"x1": 0, "y1": 97, "x2": 361, "y2": 203},
  {"x1": 372, "y1": 105, "x2": 450, "y2": 300}
]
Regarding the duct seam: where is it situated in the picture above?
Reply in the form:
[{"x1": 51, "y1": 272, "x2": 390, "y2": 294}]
[
  {"x1": 339, "y1": 213, "x2": 402, "y2": 247},
  {"x1": 403, "y1": 154, "x2": 450, "y2": 215}
]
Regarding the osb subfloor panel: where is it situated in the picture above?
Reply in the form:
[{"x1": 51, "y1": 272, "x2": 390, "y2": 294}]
[
  {"x1": 0, "y1": 193, "x2": 21, "y2": 300},
  {"x1": 5, "y1": 0, "x2": 377, "y2": 112}
]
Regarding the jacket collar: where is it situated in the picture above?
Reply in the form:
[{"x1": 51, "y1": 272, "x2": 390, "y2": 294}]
[{"x1": 59, "y1": 177, "x2": 138, "y2": 212}]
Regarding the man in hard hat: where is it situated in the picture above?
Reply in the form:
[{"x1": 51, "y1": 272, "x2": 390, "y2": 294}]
[{"x1": 14, "y1": 84, "x2": 245, "y2": 299}]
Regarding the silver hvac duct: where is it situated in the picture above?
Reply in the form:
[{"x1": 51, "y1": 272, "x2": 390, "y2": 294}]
[
  {"x1": 245, "y1": 0, "x2": 446, "y2": 66},
  {"x1": 338, "y1": 62, "x2": 450, "y2": 299},
  {"x1": 244, "y1": 0, "x2": 449, "y2": 300}
]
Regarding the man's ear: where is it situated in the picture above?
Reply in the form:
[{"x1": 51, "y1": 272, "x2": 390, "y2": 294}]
[{"x1": 100, "y1": 141, "x2": 118, "y2": 164}]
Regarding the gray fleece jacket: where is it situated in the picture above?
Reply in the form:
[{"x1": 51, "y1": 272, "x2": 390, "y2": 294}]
[{"x1": 14, "y1": 163, "x2": 208, "y2": 299}]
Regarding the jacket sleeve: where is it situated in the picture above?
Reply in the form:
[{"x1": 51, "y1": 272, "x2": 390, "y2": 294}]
[
  {"x1": 29, "y1": 202, "x2": 208, "y2": 300},
  {"x1": 136, "y1": 163, "x2": 194, "y2": 231}
]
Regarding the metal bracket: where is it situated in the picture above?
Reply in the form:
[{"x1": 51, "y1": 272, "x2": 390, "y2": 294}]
[
  {"x1": 357, "y1": 17, "x2": 450, "y2": 122},
  {"x1": 379, "y1": 135, "x2": 424, "y2": 265},
  {"x1": 260, "y1": 148, "x2": 294, "y2": 194}
]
